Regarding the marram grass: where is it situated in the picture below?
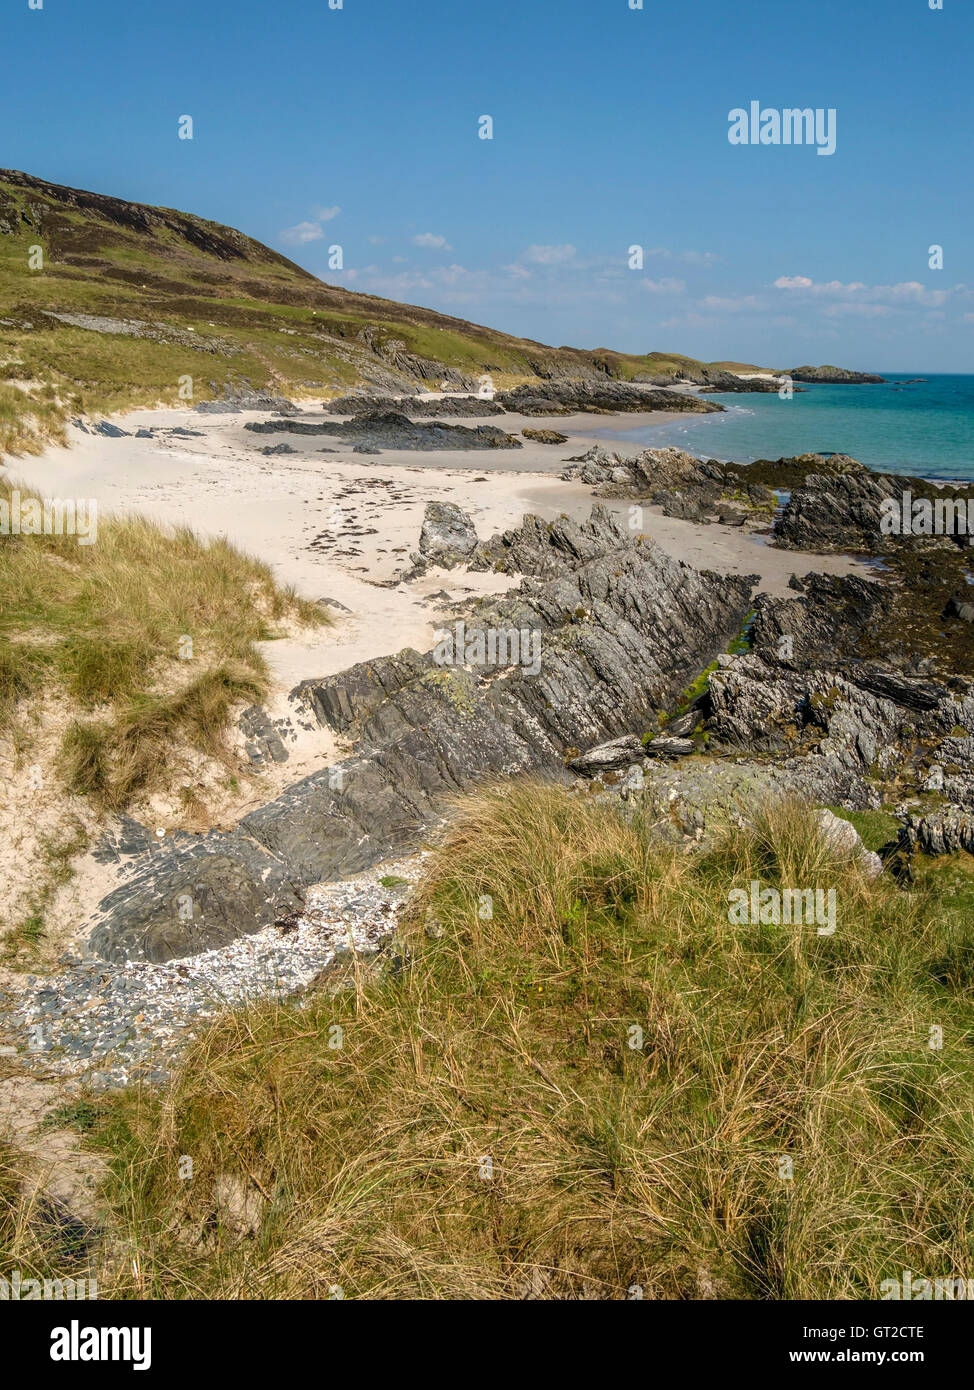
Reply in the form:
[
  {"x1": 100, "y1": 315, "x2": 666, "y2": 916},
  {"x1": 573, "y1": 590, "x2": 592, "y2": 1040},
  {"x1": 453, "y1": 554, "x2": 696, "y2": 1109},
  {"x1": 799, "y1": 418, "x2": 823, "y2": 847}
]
[
  {"x1": 24, "y1": 782, "x2": 971, "y2": 1300},
  {"x1": 0, "y1": 475, "x2": 324, "y2": 811}
]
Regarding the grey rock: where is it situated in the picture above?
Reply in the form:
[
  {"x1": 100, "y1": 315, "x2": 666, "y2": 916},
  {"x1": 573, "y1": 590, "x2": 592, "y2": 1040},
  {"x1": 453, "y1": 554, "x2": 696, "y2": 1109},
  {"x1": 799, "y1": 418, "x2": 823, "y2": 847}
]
[
  {"x1": 495, "y1": 381, "x2": 723, "y2": 417},
  {"x1": 947, "y1": 593, "x2": 974, "y2": 623},
  {"x1": 90, "y1": 508, "x2": 756, "y2": 963},
  {"x1": 327, "y1": 393, "x2": 504, "y2": 418},
  {"x1": 894, "y1": 805, "x2": 974, "y2": 858},
  {"x1": 244, "y1": 409, "x2": 522, "y2": 452},
  {"x1": 418, "y1": 501, "x2": 478, "y2": 566},
  {"x1": 666, "y1": 710, "x2": 701, "y2": 737},
  {"x1": 569, "y1": 735, "x2": 646, "y2": 775},
  {"x1": 644, "y1": 736, "x2": 695, "y2": 759},
  {"x1": 815, "y1": 808, "x2": 882, "y2": 878}
]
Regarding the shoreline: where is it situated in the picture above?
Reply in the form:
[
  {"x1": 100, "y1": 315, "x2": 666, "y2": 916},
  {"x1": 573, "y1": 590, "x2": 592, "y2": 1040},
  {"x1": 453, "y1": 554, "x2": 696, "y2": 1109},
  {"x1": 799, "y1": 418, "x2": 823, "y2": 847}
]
[
  {"x1": 12, "y1": 400, "x2": 874, "y2": 686},
  {"x1": 0, "y1": 398, "x2": 877, "y2": 964},
  {"x1": 592, "y1": 382, "x2": 974, "y2": 487}
]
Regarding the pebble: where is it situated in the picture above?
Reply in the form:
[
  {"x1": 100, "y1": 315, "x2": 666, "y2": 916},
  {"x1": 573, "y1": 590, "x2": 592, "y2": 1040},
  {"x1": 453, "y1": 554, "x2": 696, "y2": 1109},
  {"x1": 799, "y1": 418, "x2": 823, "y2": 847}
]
[{"x1": 0, "y1": 853, "x2": 427, "y2": 1092}]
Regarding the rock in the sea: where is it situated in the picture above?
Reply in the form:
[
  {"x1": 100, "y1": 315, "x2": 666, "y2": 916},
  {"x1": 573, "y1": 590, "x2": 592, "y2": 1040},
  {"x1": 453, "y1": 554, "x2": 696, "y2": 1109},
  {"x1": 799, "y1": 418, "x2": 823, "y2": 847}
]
[
  {"x1": 418, "y1": 501, "x2": 478, "y2": 565},
  {"x1": 788, "y1": 365, "x2": 885, "y2": 385}
]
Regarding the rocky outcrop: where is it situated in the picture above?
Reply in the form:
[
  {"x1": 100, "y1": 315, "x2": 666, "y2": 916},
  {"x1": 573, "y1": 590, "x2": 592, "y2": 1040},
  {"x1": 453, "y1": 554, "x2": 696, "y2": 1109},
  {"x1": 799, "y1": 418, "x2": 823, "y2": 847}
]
[
  {"x1": 494, "y1": 381, "x2": 723, "y2": 416},
  {"x1": 88, "y1": 510, "x2": 756, "y2": 964},
  {"x1": 697, "y1": 571, "x2": 974, "y2": 809},
  {"x1": 244, "y1": 409, "x2": 522, "y2": 451},
  {"x1": 788, "y1": 365, "x2": 885, "y2": 384},
  {"x1": 325, "y1": 393, "x2": 504, "y2": 418},
  {"x1": 469, "y1": 505, "x2": 651, "y2": 576},
  {"x1": 775, "y1": 466, "x2": 902, "y2": 554},
  {"x1": 522, "y1": 427, "x2": 569, "y2": 444},
  {"x1": 700, "y1": 371, "x2": 791, "y2": 394},
  {"x1": 568, "y1": 735, "x2": 647, "y2": 776},
  {"x1": 560, "y1": 446, "x2": 775, "y2": 525},
  {"x1": 894, "y1": 806, "x2": 974, "y2": 857},
  {"x1": 775, "y1": 462, "x2": 974, "y2": 556},
  {"x1": 196, "y1": 384, "x2": 298, "y2": 413}
]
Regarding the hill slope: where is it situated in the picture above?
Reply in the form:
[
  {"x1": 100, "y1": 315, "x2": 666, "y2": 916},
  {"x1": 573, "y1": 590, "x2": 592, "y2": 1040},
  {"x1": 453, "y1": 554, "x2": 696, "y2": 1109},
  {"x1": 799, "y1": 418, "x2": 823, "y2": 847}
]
[{"x1": 0, "y1": 168, "x2": 777, "y2": 455}]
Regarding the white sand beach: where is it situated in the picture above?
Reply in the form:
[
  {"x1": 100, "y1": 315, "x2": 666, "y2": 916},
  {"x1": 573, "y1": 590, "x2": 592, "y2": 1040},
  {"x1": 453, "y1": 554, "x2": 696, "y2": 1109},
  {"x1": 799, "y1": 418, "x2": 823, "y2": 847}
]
[
  {"x1": 0, "y1": 399, "x2": 875, "y2": 959},
  {"x1": 17, "y1": 400, "x2": 870, "y2": 705}
]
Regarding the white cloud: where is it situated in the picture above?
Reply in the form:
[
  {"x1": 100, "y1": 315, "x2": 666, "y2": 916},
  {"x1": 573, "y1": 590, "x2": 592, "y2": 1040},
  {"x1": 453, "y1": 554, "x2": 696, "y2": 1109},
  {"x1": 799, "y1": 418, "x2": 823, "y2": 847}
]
[
  {"x1": 413, "y1": 232, "x2": 453, "y2": 250},
  {"x1": 280, "y1": 221, "x2": 326, "y2": 245},
  {"x1": 772, "y1": 275, "x2": 961, "y2": 314},
  {"x1": 641, "y1": 277, "x2": 686, "y2": 294},
  {"x1": 702, "y1": 294, "x2": 765, "y2": 312},
  {"x1": 773, "y1": 277, "x2": 958, "y2": 310},
  {"x1": 313, "y1": 205, "x2": 342, "y2": 222},
  {"x1": 524, "y1": 243, "x2": 577, "y2": 265}
]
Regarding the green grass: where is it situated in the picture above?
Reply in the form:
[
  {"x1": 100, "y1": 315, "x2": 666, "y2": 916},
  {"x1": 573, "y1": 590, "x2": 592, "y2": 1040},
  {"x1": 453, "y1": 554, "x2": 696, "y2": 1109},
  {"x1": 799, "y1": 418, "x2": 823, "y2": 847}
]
[
  {"x1": 827, "y1": 807, "x2": 902, "y2": 853},
  {"x1": 41, "y1": 1103, "x2": 105, "y2": 1134},
  {"x1": 62, "y1": 666, "x2": 266, "y2": 813},
  {"x1": 68, "y1": 782, "x2": 974, "y2": 1300}
]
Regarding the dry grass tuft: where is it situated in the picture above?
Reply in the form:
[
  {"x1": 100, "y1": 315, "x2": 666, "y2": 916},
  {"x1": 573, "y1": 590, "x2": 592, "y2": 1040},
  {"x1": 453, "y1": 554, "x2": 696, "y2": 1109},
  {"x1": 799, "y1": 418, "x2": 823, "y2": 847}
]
[
  {"x1": 0, "y1": 474, "x2": 324, "y2": 811},
  {"x1": 80, "y1": 783, "x2": 974, "y2": 1300}
]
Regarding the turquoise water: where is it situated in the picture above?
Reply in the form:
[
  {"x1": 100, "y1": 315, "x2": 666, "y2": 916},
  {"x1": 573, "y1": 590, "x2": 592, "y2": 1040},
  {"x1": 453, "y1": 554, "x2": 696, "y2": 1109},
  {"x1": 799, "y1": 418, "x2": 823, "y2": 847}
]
[{"x1": 600, "y1": 375, "x2": 974, "y2": 481}]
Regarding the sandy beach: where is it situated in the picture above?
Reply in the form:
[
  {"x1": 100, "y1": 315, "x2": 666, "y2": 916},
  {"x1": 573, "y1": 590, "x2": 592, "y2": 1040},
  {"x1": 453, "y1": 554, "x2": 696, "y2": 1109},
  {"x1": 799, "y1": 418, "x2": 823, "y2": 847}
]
[
  {"x1": 0, "y1": 397, "x2": 875, "y2": 959},
  {"x1": 19, "y1": 399, "x2": 871, "y2": 705}
]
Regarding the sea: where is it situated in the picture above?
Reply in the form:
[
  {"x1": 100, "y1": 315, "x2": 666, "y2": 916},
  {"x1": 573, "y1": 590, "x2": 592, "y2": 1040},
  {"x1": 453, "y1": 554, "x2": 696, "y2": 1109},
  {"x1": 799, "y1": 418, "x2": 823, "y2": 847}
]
[{"x1": 599, "y1": 374, "x2": 974, "y2": 483}]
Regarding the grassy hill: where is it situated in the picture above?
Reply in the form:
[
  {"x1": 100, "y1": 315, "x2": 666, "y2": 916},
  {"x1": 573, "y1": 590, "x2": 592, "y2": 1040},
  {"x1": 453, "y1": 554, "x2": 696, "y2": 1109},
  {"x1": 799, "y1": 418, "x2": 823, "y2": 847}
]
[{"x1": 0, "y1": 168, "x2": 769, "y2": 457}]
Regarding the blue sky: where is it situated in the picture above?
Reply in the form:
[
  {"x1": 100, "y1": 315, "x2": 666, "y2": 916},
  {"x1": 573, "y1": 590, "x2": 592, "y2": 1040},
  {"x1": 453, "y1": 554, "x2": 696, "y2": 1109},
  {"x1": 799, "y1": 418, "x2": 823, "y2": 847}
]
[{"x1": 2, "y1": 0, "x2": 971, "y2": 370}]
